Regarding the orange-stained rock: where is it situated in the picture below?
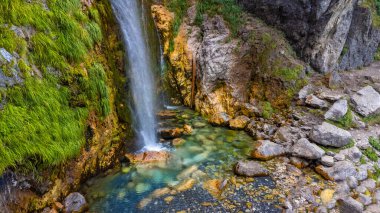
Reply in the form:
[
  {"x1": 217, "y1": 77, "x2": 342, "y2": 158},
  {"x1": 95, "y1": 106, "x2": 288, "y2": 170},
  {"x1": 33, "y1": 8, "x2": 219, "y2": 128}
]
[
  {"x1": 250, "y1": 140, "x2": 286, "y2": 160},
  {"x1": 151, "y1": 5, "x2": 174, "y2": 55},
  {"x1": 126, "y1": 151, "x2": 171, "y2": 164},
  {"x1": 203, "y1": 179, "x2": 223, "y2": 197},
  {"x1": 173, "y1": 178, "x2": 196, "y2": 192}
]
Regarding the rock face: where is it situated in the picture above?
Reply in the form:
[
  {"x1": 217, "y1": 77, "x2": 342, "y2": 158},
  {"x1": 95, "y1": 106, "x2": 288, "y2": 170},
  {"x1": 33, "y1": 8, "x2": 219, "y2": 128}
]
[
  {"x1": 324, "y1": 99, "x2": 348, "y2": 121},
  {"x1": 234, "y1": 160, "x2": 269, "y2": 177},
  {"x1": 237, "y1": 0, "x2": 380, "y2": 73},
  {"x1": 309, "y1": 122, "x2": 352, "y2": 147},
  {"x1": 251, "y1": 140, "x2": 286, "y2": 160},
  {"x1": 229, "y1": 115, "x2": 250, "y2": 129},
  {"x1": 291, "y1": 138, "x2": 325, "y2": 160},
  {"x1": 351, "y1": 86, "x2": 380, "y2": 117},
  {"x1": 64, "y1": 192, "x2": 88, "y2": 213},
  {"x1": 208, "y1": 112, "x2": 231, "y2": 126}
]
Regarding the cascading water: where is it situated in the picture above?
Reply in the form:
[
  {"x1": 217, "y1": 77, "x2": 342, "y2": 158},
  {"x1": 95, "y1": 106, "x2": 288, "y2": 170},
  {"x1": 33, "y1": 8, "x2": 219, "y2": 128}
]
[{"x1": 111, "y1": 0, "x2": 161, "y2": 151}]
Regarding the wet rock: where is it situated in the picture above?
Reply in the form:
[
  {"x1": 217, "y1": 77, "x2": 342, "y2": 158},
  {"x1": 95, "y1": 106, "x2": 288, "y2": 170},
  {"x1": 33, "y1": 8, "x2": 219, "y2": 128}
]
[
  {"x1": 234, "y1": 160, "x2": 269, "y2": 177},
  {"x1": 177, "y1": 165, "x2": 198, "y2": 180},
  {"x1": 208, "y1": 112, "x2": 231, "y2": 126},
  {"x1": 159, "y1": 127, "x2": 184, "y2": 139},
  {"x1": 183, "y1": 124, "x2": 193, "y2": 135},
  {"x1": 126, "y1": 151, "x2": 170, "y2": 164},
  {"x1": 64, "y1": 192, "x2": 88, "y2": 213},
  {"x1": 309, "y1": 122, "x2": 352, "y2": 147},
  {"x1": 193, "y1": 121, "x2": 207, "y2": 128},
  {"x1": 174, "y1": 178, "x2": 196, "y2": 192},
  {"x1": 151, "y1": 187, "x2": 171, "y2": 199},
  {"x1": 324, "y1": 99, "x2": 348, "y2": 121},
  {"x1": 351, "y1": 86, "x2": 380, "y2": 117},
  {"x1": 229, "y1": 115, "x2": 250, "y2": 130},
  {"x1": 290, "y1": 157, "x2": 309, "y2": 169},
  {"x1": 338, "y1": 197, "x2": 364, "y2": 213},
  {"x1": 172, "y1": 138, "x2": 185, "y2": 146},
  {"x1": 338, "y1": 146, "x2": 362, "y2": 163},
  {"x1": 250, "y1": 140, "x2": 286, "y2": 160},
  {"x1": 347, "y1": 176, "x2": 358, "y2": 189},
  {"x1": 305, "y1": 95, "x2": 329, "y2": 109},
  {"x1": 291, "y1": 138, "x2": 325, "y2": 160},
  {"x1": 245, "y1": 120, "x2": 256, "y2": 137},
  {"x1": 315, "y1": 161, "x2": 357, "y2": 181},
  {"x1": 321, "y1": 156, "x2": 334, "y2": 167},
  {"x1": 357, "y1": 193, "x2": 372, "y2": 206},
  {"x1": 157, "y1": 110, "x2": 177, "y2": 119}
]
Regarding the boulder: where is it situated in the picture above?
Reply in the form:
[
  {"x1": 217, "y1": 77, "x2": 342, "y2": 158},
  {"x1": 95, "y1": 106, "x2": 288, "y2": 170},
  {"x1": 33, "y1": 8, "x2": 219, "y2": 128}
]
[
  {"x1": 324, "y1": 99, "x2": 348, "y2": 121},
  {"x1": 290, "y1": 138, "x2": 325, "y2": 160},
  {"x1": 338, "y1": 146, "x2": 362, "y2": 163},
  {"x1": 338, "y1": 197, "x2": 364, "y2": 213},
  {"x1": 234, "y1": 160, "x2": 269, "y2": 177},
  {"x1": 251, "y1": 140, "x2": 286, "y2": 160},
  {"x1": 208, "y1": 112, "x2": 231, "y2": 126},
  {"x1": 320, "y1": 156, "x2": 334, "y2": 167},
  {"x1": 351, "y1": 86, "x2": 380, "y2": 117},
  {"x1": 64, "y1": 192, "x2": 88, "y2": 213},
  {"x1": 158, "y1": 127, "x2": 183, "y2": 139},
  {"x1": 347, "y1": 176, "x2": 358, "y2": 189},
  {"x1": 305, "y1": 95, "x2": 329, "y2": 109},
  {"x1": 274, "y1": 126, "x2": 298, "y2": 143},
  {"x1": 126, "y1": 151, "x2": 170, "y2": 164},
  {"x1": 315, "y1": 161, "x2": 357, "y2": 181},
  {"x1": 229, "y1": 115, "x2": 250, "y2": 129},
  {"x1": 309, "y1": 122, "x2": 352, "y2": 147}
]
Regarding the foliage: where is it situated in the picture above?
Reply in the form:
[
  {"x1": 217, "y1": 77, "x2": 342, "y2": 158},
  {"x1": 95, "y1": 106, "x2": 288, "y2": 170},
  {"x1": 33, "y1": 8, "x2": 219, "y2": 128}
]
[
  {"x1": 0, "y1": 76, "x2": 88, "y2": 174},
  {"x1": 166, "y1": 0, "x2": 189, "y2": 37},
  {"x1": 363, "y1": 147, "x2": 379, "y2": 162},
  {"x1": 369, "y1": 136, "x2": 380, "y2": 151},
  {"x1": 363, "y1": 113, "x2": 380, "y2": 125},
  {"x1": 195, "y1": 0, "x2": 243, "y2": 37},
  {"x1": 87, "y1": 63, "x2": 111, "y2": 117},
  {"x1": 262, "y1": 101, "x2": 274, "y2": 119}
]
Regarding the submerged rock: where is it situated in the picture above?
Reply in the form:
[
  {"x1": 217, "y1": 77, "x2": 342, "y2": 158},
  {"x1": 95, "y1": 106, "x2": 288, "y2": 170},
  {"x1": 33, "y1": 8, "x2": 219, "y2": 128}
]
[
  {"x1": 234, "y1": 160, "x2": 269, "y2": 177},
  {"x1": 208, "y1": 112, "x2": 231, "y2": 126},
  {"x1": 324, "y1": 99, "x2": 348, "y2": 121},
  {"x1": 158, "y1": 127, "x2": 184, "y2": 139},
  {"x1": 351, "y1": 85, "x2": 380, "y2": 117},
  {"x1": 309, "y1": 122, "x2": 352, "y2": 148},
  {"x1": 251, "y1": 140, "x2": 286, "y2": 160},
  {"x1": 229, "y1": 115, "x2": 250, "y2": 130},
  {"x1": 126, "y1": 151, "x2": 170, "y2": 164},
  {"x1": 172, "y1": 138, "x2": 185, "y2": 146},
  {"x1": 290, "y1": 138, "x2": 325, "y2": 160},
  {"x1": 64, "y1": 192, "x2": 88, "y2": 213}
]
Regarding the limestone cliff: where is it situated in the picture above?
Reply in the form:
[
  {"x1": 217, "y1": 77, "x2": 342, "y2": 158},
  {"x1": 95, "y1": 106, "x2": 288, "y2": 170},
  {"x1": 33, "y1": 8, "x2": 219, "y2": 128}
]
[
  {"x1": 237, "y1": 0, "x2": 380, "y2": 73},
  {"x1": 152, "y1": 2, "x2": 306, "y2": 117}
]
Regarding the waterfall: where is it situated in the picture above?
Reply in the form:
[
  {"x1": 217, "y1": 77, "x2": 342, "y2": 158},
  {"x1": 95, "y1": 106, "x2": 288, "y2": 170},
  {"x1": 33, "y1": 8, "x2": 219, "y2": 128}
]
[{"x1": 111, "y1": 0, "x2": 161, "y2": 151}]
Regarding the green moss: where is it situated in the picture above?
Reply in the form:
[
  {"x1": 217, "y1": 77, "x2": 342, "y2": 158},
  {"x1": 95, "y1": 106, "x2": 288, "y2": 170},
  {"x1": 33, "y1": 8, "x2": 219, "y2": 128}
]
[
  {"x1": 262, "y1": 101, "x2": 274, "y2": 119},
  {"x1": 0, "y1": 76, "x2": 88, "y2": 174},
  {"x1": 328, "y1": 108, "x2": 355, "y2": 130},
  {"x1": 87, "y1": 63, "x2": 111, "y2": 117},
  {"x1": 363, "y1": 147, "x2": 379, "y2": 162},
  {"x1": 18, "y1": 59, "x2": 31, "y2": 76},
  {"x1": 369, "y1": 136, "x2": 380, "y2": 151},
  {"x1": 319, "y1": 139, "x2": 355, "y2": 153},
  {"x1": 361, "y1": 0, "x2": 380, "y2": 27},
  {"x1": 195, "y1": 0, "x2": 243, "y2": 37},
  {"x1": 0, "y1": 27, "x2": 27, "y2": 56},
  {"x1": 363, "y1": 113, "x2": 380, "y2": 125}
]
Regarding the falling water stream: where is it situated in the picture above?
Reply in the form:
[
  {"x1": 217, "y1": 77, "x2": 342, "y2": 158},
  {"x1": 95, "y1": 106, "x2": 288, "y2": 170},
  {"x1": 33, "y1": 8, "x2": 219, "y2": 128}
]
[{"x1": 111, "y1": 0, "x2": 161, "y2": 151}]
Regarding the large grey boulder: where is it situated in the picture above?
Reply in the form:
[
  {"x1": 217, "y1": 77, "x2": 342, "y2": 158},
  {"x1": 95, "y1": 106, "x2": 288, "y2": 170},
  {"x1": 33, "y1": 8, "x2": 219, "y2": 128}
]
[
  {"x1": 351, "y1": 86, "x2": 380, "y2": 117},
  {"x1": 324, "y1": 99, "x2": 348, "y2": 121},
  {"x1": 309, "y1": 122, "x2": 352, "y2": 147},
  {"x1": 234, "y1": 160, "x2": 269, "y2": 177},
  {"x1": 251, "y1": 140, "x2": 286, "y2": 160},
  {"x1": 315, "y1": 160, "x2": 357, "y2": 181},
  {"x1": 64, "y1": 192, "x2": 88, "y2": 213},
  {"x1": 290, "y1": 138, "x2": 325, "y2": 160},
  {"x1": 338, "y1": 197, "x2": 364, "y2": 213}
]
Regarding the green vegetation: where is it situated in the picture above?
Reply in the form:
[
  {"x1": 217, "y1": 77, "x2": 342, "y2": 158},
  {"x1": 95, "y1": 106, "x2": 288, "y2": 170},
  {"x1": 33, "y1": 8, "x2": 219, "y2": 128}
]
[
  {"x1": 369, "y1": 136, "x2": 380, "y2": 151},
  {"x1": 363, "y1": 113, "x2": 380, "y2": 125},
  {"x1": 319, "y1": 139, "x2": 355, "y2": 153},
  {"x1": 363, "y1": 147, "x2": 379, "y2": 162},
  {"x1": 166, "y1": 0, "x2": 189, "y2": 37},
  {"x1": 194, "y1": 0, "x2": 243, "y2": 37},
  {"x1": 327, "y1": 108, "x2": 355, "y2": 130},
  {"x1": 261, "y1": 101, "x2": 274, "y2": 119},
  {"x1": 0, "y1": 76, "x2": 88, "y2": 173},
  {"x1": 0, "y1": 0, "x2": 115, "y2": 174},
  {"x1": 361, "y1": 0, "x2": 380, "y2": 27}
]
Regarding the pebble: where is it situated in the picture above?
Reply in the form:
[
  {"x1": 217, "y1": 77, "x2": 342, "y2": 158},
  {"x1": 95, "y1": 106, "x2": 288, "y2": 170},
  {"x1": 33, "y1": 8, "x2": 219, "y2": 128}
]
[{"x1": 321, "y1": 156, "x2": 334, "y2": 167}]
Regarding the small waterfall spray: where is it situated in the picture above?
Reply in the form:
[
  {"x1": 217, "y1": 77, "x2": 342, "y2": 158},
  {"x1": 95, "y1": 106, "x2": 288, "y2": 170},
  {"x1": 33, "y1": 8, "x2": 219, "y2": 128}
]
[{"x1": 111, "y1": 0, "x2": 161, "y2": 151}]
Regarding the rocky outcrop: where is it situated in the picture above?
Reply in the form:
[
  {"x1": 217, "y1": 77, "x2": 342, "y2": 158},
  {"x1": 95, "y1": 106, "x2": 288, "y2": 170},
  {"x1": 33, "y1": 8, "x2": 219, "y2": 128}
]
[{"x1": 237, "y1": 0, "x2": 380, "y2": 73}]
